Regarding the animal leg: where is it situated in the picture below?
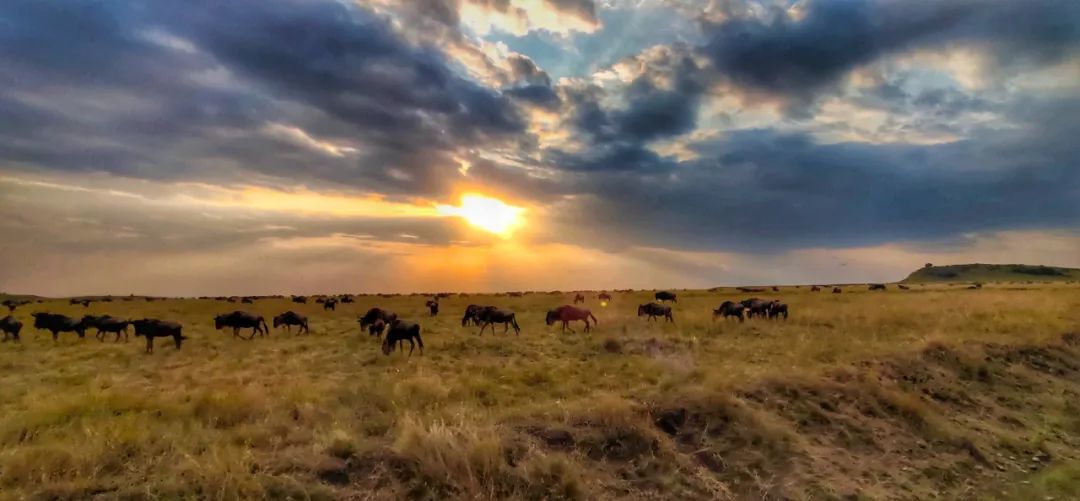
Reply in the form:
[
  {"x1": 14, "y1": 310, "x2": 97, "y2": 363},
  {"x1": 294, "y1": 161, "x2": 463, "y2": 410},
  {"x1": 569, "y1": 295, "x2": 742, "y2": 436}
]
[{"x1": 408, "y1": 339, "x2": 415, "y2": 356}]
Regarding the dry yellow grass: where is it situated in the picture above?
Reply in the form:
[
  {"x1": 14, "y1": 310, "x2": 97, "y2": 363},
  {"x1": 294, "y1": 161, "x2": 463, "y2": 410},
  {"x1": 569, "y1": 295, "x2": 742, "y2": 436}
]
[{"x1": 0, "y1": 283, "x2": 1078, "y2": 499}]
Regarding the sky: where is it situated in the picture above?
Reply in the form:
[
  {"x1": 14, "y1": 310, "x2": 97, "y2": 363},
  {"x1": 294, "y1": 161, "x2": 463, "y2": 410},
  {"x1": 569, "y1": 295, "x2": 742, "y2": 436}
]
[{"x1": 0, "y1": 0, "x2": 1078, "y2": 296}]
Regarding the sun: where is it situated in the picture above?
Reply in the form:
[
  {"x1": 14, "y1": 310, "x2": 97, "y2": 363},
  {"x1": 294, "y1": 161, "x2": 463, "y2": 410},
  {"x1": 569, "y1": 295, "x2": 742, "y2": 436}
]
[{"x1": 437, "y1": 194, "x2": 524, "y2": 236}]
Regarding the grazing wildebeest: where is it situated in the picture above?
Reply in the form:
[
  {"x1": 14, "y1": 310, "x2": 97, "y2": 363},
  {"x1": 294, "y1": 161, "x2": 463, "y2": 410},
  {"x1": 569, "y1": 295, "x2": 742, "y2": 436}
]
[
  {"x1": 897, "y1": 284, "x2": 910, "y2": 290},
  {"x1": 82, "y1": 315, "x2": 130, "y2": 342},
  {"x1": 573, "y1": 293, "x2": 585, "y2": 304},
  {"x1": 323, "y1": 298, "x2": 337, "y2": 311},
  {"x1": 273, "y1": 311, "x2": 309, "y2": 335},
  {"x1": 767, "y1": 302, "x2": 789, "y2": 320},
  {"x1": 638, "y1": 302, "x2": 674, "y2": 322},
  {"x1": 477, "y1": 307, "x2": 521, "y2": 336},
  {"x1": 811, "y1": 285, "x2": 821, "y2": 292},
  {"x1": 654, "y1": 291, "x2": 677, "y2": 303},
  {"x1": 712, "y1": 301, "x2": 745, "y2": 322},
  {"x1": 425, "y1": 300, "x2": 439, "y2": 316},
  {"x1": 598, "y1": 292, "x2": 612, "y2": 302},
  {"x1": 367, "y1": 319, "x2": 387, "y2": 337},
  {"x1": 292, "y1": 295, "x2": 307, "y2": 304},
  {"x1": 832, "y1": 287, "x2": 842, "y2": 294},
  {"x1": 868, "y1": 284, "x2": 887, "y2": 291},
  {"x1": 360, "y1": 308, "x2": 397, "y2": 330},
  {"x1": 381, "y1": 320, "x2": 423, "y2": 356},
  {"x1": 1, "y1": 316, "x2": 22, "y2": 342},
  {"x1": 131, "y1": 319, "x2": 185, "y2": 353},
  {"x1": 461, "y1": 304, "x2": 488, "y2": 327},
  {"x1": 32, "y1": 312, "x2": 87, "y2": 341},
  {"x1": 545, "y1": 305, "x2": 597, "y2": 333},
  {"x1": 215, "y1": 311, "x2": 269, "y2": 339},
  {"x1": 739, "y1": 298, "x2": 773, "y2": 319}
]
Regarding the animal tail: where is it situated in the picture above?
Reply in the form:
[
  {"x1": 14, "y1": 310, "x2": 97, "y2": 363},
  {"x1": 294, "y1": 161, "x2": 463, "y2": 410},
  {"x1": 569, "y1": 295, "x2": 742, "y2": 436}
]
[{"x1": 589, "y1": 311, "x2": 598, "y2": 324}]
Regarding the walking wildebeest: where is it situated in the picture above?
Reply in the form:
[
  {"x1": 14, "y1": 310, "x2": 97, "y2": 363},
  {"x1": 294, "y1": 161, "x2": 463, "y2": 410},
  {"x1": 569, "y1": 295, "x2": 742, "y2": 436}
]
[
  {"x1": 426, "y1": 300, "x2": 439, "y2": 316},
  {"x1": 654, "y1": 291, "x2": 677, "y2": 303},
  {"x1": 1, "y1": 316, "x2": 22, "y2": 342},
  {"x1": 461, "y1": 304, "x2": 488, "y2": 327},
  {"x1": 131, "y1": 319, "x2": 185, "y2": 353},
  {"x1": 292, "y1": 295, "x2": 307, "y2": 304},
  {"x1": 868, "y1": 284, "x2": 887, "y2": 291},
  {"x1": 82, "y1": 315, "x2": 130, "y2": 342},
  {"x1": 381, "y1": 320, "x2": 423, "y2": 356},
  {"x1": 598, "y1": 292, "x2": 612, "y2": 302},
  {"x1": 638, "y1": 303, "x2": 674, "y2": 322},
  {"x1": 273, "y1": 311, "x2": 309, "y2": 335},
  {"x1": 323, "y1": 298, "x2": 337, "y2": 311},
  {"x1": 32, "y1": 313, "x2": 87, "y2": 341},
  {"x1": 477, "y1": 307, "x2": 521, "y2": 336},
  {"x1": 573, "y1": 293, "x2": 585, "y2": 304},
  {"x1": 215, "y1": 311, "x2": 269, "y2": 339},
  {"x1": 832, "y1": 287, "x2": 842, "y2": 293},
  {"x1": 360, "y1": 308, "x2": 397, "y2": 330},
  {"x1": 767, "y1": 302, "x2": 789, "y2": 320},
  {"x1": 545, "y1": 305, "x2": 598, "y2": 333},
  {"x1": 713, "y1": 301, "x2": 745, "y2": 322}
]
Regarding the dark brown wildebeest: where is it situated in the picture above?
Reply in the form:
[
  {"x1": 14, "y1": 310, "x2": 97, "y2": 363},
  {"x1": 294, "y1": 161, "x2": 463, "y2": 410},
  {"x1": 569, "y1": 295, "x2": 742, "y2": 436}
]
[
  {"x1": 461, "y1": 304, "x2": 488, "y2": 327},
  {"x1": 477, "y1": 308, "x2": 521, "y2": 336},
  {"x1": 323, "y1": 298, "x2": 337, "y2": 311},
  {"x1": 425, "y1": 300, "x2": 439, "y2": 316},
  {"x1": 381, "y1": 320, "x2": 423, "y2": 356},
  {"x1": 32, "y1": 313, "x2": 87, "y2": 341},
  {"x1": 1, "y1": 315, "x2": 22, "y2": 342},
  {"x1": 767, "y1": 302, "x2": 789, "y2": 320},
  {"x1": 598, "y1": 292, "x2": 612, "y2": 302},
  {"x1": 739, "y1": 298, "x2": 773, "y2": 319},
  {"x1": 339, "y1": 295, "x2": 355, "y2": 303},
  {"x1": 573, "y1": 293, "x2": 585, "y2": 304},
  {"x1": 241, "y1": 297, "x2": 254, "y2": 304},
  {"x1": 367, "y1": 318, "x2": 387, "y2": 337},
  {"x1": 868, "y1": 284, "x2": 887, "y2": 291},
  {"x1": 360, "y1": 308, "x2": 397, "y2": 330},
  {"x1": 712, "y1": 301, "x2": 745, "y2": 322},
  {"x1": 69, "y1": 298, "x2": 92, "y2": 307},
  {"x1": 811, "y1": 285, "x2": 821, "y2": 292},
  {"x1": 131, "y1": 319, "x2": 185, "y2": 353},
  {"x1": 273, "y1": 311, "x2": 309, "y2": 335},
  {"x1": 638, "y1": 303, "x2": 674, "y2": 322},
  {"x1": 292, "y1": 295, "x2": 307, "y2": 304},
  {"x1": 832, "y1": 287, "x2": 842, "y2": 294},
  {"x1": 897, "y1": 284, "x2": 910, "y2": 290},
  {"x1": 82, "y1": 315, "x2": 130, "y2": 342},
  {"x1": 545, "y1": 305, "x2": 597, "y2": 333},
  {"x1": 654, "y1": 291, "x2": 677, "y2": 303},
  {"x1": 215, "y1": 311, "x2": 269, "y2": 339},
  {"x1": 771, "y1": 286, "x2": 780, "y2": 292}
]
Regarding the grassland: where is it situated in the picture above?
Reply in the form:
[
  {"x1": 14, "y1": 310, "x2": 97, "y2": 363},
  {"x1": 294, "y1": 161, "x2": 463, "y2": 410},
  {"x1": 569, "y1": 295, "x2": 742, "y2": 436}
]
[
  {"x1": 1, "y1": 282, "x2": 1079, "y2": 500},
  {"x1": 903, "y1": 263, "x2": 1080, "y2": 284}
]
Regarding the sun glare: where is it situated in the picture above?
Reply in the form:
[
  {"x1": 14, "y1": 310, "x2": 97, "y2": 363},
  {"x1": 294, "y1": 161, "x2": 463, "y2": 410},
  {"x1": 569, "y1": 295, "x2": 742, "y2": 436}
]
[{"x1": 437, "y1": 194, "x2": 524, "y2": 236}]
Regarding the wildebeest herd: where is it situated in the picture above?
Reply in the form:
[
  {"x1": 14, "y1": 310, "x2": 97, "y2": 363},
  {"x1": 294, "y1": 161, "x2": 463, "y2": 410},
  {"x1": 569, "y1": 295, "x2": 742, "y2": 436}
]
[{"x1": 1, "y1": 289, "x2": 796, "y2": 357}]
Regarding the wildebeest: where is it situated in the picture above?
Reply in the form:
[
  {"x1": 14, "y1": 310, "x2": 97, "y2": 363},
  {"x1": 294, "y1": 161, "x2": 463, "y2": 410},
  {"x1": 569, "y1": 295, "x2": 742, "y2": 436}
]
[
  {"x1": 771, "y1": 286, "x2": 780, "y2": 292},
  {"x1": 292, "y1": 295, "x2": 307, "y2": 304},
  {"x1": 339, "y1": 295, "x2": 355, "y2": 303},
  {"x1": 461, "y1": 304, "x2": 488, "y2": 327},
  {"x1": 767, "y1": 302, "x2": 789, "y2": 320},
  {"x1": 360, "y1": 308, "x2": 397, "y2": 330},
  {"x1": 273, "y1": 311, "x2": 309, "y2": 335},
  {"x1": 381, "y1": 320, "x2": 423, "y2": 356},
  {"x1": 573, "y1": 293, "x2": 585, "y2": 304},
  {"x1": 2, "y1": 299, "x2": 26, "y2": 312},
  {"x1": 477, "y1": 307, "x2": 521, "y2": 336},
  {"x1": 868, "y1": 284, "x2": 887, "y2": 291},
  {"x1": 712, "y1": 301, "x2": 745, "y2": 322},
  {"x1": 810, "y1": 285, "x2": 821, "y2": 292},
  {"x1": 638, "y1": 303, "x2": 674, "y2": 322},
  {"x1": 598, "y1": 292, "x2": 612, "y2": 302},
  {"x1": 131, "y1": 319, "x2": 185, "y2": 353},
  {"x1": 215, "y1": 311, "x2": 269, "y2": 339},
  {"x1": 367, "y1": 319, "x2": 387, "y2": 337},
  {"x1": 832, "y1": 287, "x2": 842, "y2": 293},
  {"x1": 739, "y1": 298, "x2": 773, "y2": 319},
  {"x1": 545, "y1": 305, "x2": 597, "y2": 333},
  {"x1": 323, "y1": 298, "x2": 337, "y2": 311},
  {"x1": 1, "y1": 316, "x2": 22, "y2": 342},
  {"x1": 32, "y1": 313, "x2": 87, "y2": 341},
  {"x1": 426, "y1": 300, "x2": 439, "y2": 316},
  {"x1": 897, "y1": 284, "x2": 910, "y2": 290},
  {"x1": 69, "y1": 299, "x2": 92, "y2": 307},
  {"x1": 82, "y1": 315, "x2": 130, "y2": 342},
  {"x1": 241, "y1": 297, "x2": 254, "y2": 304},
  {"x1": 654, "y1": 291, "x2": 677, "y2": 303}
]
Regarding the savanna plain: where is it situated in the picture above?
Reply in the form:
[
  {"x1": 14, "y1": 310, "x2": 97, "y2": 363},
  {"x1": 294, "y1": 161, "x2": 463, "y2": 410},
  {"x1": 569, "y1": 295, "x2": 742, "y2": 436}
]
[{"x1": 1, "y1": 283, "x2": 1079, "y2": 500}]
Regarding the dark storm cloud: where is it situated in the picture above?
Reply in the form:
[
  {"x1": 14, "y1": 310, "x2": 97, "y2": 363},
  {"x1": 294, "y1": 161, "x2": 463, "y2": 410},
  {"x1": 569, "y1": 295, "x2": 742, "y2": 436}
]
[
  {"x1": 0, "y1": 0, "x2": 524, "y2": 194},
  {"x1": 698, "y1": 0, "x2": 1080, "y2": 109}
]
